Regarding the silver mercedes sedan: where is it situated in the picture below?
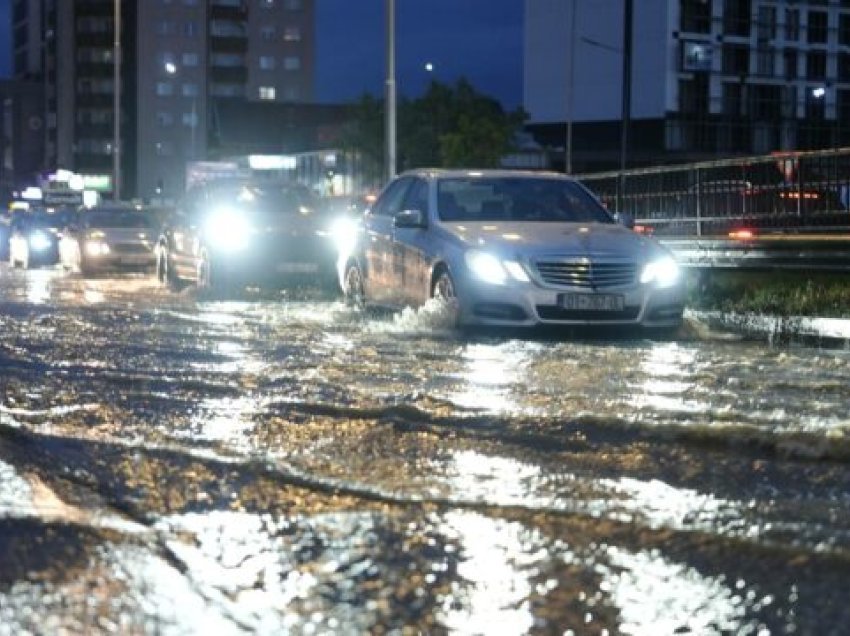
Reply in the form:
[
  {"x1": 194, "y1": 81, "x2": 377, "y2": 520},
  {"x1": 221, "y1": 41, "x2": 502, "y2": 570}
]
[{"x1": 338, "y1": 169, "x2": 685, "y2": 330}]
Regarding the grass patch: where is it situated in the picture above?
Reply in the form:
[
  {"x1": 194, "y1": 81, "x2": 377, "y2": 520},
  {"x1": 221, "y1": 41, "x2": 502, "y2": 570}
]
[{"x1": 686, "y1": 270, "x2": 850, "y2": 317}]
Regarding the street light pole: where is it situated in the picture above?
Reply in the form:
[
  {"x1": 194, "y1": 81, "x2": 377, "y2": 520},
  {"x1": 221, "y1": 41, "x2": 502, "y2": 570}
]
[
  {"x1": 565, "y1": 0, "x2": 576, "y2": 174},
  {"x1": 385, "y1": 0, "x2": 397, "y2": 182},
  {"x1": 112, "y1": 0, "x2": 121, "y2": 201},
  {"x1": 618, "y1": 0, "x2": 633, "y2": 212}
]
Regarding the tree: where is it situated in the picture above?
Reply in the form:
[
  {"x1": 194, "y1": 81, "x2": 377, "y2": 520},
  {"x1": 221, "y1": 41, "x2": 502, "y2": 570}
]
[{"x1": 340, "y1": 79, "x2": 527, "y2": 181}]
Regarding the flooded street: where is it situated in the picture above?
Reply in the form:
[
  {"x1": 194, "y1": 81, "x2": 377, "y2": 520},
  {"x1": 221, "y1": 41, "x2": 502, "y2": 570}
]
[{"x1": 1, "y1": 265, "x2": 849, "y2": 635}]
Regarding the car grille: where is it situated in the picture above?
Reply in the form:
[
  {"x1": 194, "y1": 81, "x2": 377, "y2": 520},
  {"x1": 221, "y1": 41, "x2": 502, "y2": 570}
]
[
  {"x1": 536, "y1": 306, "x2": 641, "y2": 321},
  {"x1": 534, "y1": 259, "x2": 637, "y2": 288},
  {"x1": 110, "y1": 243, "x2": 152, "y2": 255}
]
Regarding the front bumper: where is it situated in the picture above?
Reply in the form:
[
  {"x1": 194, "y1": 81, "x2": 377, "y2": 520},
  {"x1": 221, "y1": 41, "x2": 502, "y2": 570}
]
[{"x1": 455, "y1": 275, "x2": 686, "y2": 329}]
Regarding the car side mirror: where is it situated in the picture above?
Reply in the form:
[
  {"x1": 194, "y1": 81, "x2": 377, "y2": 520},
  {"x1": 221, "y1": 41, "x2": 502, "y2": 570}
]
[
  {"x1": 615, "y1": 212, "x2": 635, "y2": 229},
  {"x1": 394, "y1": 209, "x2": 426, "y2": 229}
]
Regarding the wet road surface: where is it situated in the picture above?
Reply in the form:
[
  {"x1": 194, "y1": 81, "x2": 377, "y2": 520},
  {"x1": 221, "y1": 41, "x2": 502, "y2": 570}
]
[{"x1": 1, "y1": 265, "x2": 849, "y2": 634}]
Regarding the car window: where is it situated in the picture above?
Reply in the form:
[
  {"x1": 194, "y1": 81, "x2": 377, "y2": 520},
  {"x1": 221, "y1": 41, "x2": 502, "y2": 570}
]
[
  {"x1": 436, "y1": 177, "x2": 614, "y2": 223},
  {"x1": 401, "y1": 178, "x2": 429, "y2": 213},
  {"x1": 370, "y1": 177, "x2": 413, "y2": 218},
  {"x1": 85, "y1": 212, "x2": 151, "y2": 229}
]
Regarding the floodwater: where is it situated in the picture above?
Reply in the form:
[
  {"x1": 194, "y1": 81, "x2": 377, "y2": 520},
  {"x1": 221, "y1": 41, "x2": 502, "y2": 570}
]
[{"x1": 1, "y1": 265, "x2": 849, "y2": 635}]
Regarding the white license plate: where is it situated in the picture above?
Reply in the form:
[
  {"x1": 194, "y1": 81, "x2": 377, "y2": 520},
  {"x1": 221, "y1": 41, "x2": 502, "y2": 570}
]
[
  {"x1": 276, "y1": 262, "x2": 319, "y2": 274},
  {"x1": 561, "y1": 293, "x2": 624, "y2": 311}
]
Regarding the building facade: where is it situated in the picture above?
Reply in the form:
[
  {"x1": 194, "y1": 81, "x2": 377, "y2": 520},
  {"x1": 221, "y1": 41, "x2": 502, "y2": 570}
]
[
  {"x1": 11, "y1": 0, "x2": 315, "y2": 201},
  {"x1": 525, "y1": 0, "x2": 850, "y2": 172}
]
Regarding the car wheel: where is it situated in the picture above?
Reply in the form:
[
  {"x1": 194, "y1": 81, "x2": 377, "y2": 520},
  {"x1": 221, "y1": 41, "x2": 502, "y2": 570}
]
[
  {"x1": 343, "y1": 261, "x2": 366, "y2": 309},
  {"x1": 432, "y1": 269, "x2": 461, "y2": 325},
  {"x1": 432, "y1": 269, "x2": 456, "y2": 301},
  {"x1": 157, "y1": 246, "x2": 182, "y2": 291}
]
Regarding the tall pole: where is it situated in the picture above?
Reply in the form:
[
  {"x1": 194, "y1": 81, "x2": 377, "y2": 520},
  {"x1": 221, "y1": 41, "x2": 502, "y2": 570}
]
[
  {"x1": 385, "y1": 0, "x2": 397, "y2": 182},
  {"x1": 565, "y1": 0, "x2": 576, "y2": 174},
  {"x1": 113, "y1": 0, "x2": 121, "y2": 200},
  {"x1": 618, "y1": 0, "x2": 633, "y2": 212}
]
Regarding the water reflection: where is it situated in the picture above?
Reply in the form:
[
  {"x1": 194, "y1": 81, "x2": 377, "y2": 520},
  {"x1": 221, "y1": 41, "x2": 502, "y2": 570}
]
[
  {"x1": 448, "y1": 343, "x2": 533, "y2": 413},
  {"x1": 26, "y1": 271, "x2": 52, "y2": 304},
  {"x1": 440, "y1": 511, "x2": 535, "y2": 634},
  {"x1": 630, "y1": 343, "x2": 709, "y2": 414}
]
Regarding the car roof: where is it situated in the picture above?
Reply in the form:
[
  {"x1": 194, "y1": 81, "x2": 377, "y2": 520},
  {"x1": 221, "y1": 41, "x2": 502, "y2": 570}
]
[{"x1": 398, "y1": 168, "x2": 576, "y2": 181}]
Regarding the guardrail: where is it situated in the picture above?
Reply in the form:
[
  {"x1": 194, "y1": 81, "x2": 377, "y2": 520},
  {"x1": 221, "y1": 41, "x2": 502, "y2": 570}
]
[{"x1": 577, "y1": 147, "x2": 850, "y2": 238}]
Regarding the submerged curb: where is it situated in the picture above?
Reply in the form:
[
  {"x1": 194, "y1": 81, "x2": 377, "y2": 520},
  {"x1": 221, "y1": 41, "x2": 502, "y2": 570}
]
[{"x1": 686, "y1": 310, "x2": 850, "y2": 349}]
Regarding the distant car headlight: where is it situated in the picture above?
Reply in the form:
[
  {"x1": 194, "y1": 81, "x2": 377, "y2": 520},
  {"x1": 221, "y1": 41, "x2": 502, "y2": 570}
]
[
  {"x1": 204, "y1": 207, "x2": 252, "y2": 250},
  {"x1": 85, "y1": 240, "x2": 111, "y2": 257},
  {"x1": 29, "y1": 231, "x2": 52, "y2": 251},
  {"x1": 326, "y1": 217, "x2": 360, "y2": 255},
  {"x1": 640, "y1": 256, "x2": 680, "y2": 288},
  {"x1": 464, "y1": 250, "x2": 529, "y2": 285}
]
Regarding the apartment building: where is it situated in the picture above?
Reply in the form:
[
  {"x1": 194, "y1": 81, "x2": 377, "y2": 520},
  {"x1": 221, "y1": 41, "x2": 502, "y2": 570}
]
[
  {"x1": 12, "y1": 0, "x2": 315, "y2": 200},
  {"x1": 525, "y1": 0, "x2": 850, "y2": 172}
]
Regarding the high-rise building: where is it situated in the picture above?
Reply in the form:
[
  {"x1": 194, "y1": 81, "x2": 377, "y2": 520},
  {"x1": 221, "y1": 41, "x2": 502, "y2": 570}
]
[
  {"x1": 525, "y1": 0, "x2": 850, "y2": 173},
  {"x1": 12, "y1": 0, "x2": 315, "y2": 200}
]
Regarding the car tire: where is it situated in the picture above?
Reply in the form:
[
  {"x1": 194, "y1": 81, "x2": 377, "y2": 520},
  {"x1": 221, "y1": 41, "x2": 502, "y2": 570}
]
[
  {"x1": 343, "y1": 261, "x2": 366, "y2": 309},
  {"x1": 197, "y1": 250, "x2": 227, "y2": 295},
  {"x1": 432, "y1": 269, "x2": 461, "y2": 325},
  {"x1": 157, "y1": 246, "x2": 182, "y2": 291}
]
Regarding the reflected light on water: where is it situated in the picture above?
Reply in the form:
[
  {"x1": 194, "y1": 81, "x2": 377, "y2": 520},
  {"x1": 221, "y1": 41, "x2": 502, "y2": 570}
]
[
  {"x1": 187, "y1": 396, "x2": 259, "y2": 450},
  {"x1": 26, "y1": 272, "x2": 52, "y2": 304},
  {"x1": 630, "y1": 343, "x2": 709, "y2": 414},
  {"x1": 446, "y1": 450, "x2": 545, "y2": 507},
  {"x1": 602, "y1": 547, "x2": 749, "y2": 635},
  {"x1": 440, "y1": 512, "x2": 535, "y2": 634},
  {"x1": 449, "y1": 344, "x2": 529, "y2": 413}
]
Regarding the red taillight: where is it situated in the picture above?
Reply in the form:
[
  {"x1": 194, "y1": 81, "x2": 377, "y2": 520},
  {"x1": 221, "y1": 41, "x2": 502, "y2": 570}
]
[{"x1": 633, "y1": 224, "x2": 653, "y2": 235}]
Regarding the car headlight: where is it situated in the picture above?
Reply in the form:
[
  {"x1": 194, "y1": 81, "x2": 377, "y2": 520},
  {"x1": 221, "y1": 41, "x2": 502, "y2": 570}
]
[
  {"x1": 326, "y1": 216, "x2": 360, "y2": 256},
  {"x1": 464, "y1": 250, "x2": 530, "y2": 285},
  {"x1": 640, "y1": 256, "x2": 680, "y2": 288},
  {"x1": 29, "y1": 231, "x2": 52, "y2": 251},
  {"x1": 204, "y1": 207, "x2": 252, "y2": 250},
  {"x1": 85, "y1": 240, "x2": 110, "y2": 257}
]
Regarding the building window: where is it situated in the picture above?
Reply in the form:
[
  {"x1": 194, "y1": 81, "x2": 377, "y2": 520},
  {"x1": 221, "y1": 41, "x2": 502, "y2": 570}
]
[
  {"x1": 722, "y1": 44, "x2": 749, "y2": 75},
  {"x1": 756, "y1": 47, "x2": 774, "y2": 77},
  {"x1": 284, "y1": 56, "x2": 301, "y2": 71},
  {"x1": 284, "y1": 0, "x2": 302, "y2": 10},
  {"x1": 785, "y1": 8, "x2": 800, "y2": 41},
  {"x1": 259, "y1": 55, "x2": 276, "y2": 70},
  {"x1": 722, "y1": 82, "x2": 744, "y2": 117},
  {"x1": 723, "y1": 0, "x2": 751, "y2": 37},
  {"x1": 182, "y1": 112, "x2": 198, "y2": 127},
  {"x1": 680, "y1": 0, "x2": 710, "y2": 33},
  {"x1": 156, "y1": 82, "x2": 175, "y2": 96},
  {"x1": 259, "y1": 86, "x2": 276, "y2": 100},
  {"x1": 260, "y1": 0, "x2": 276, "y2": 7},
  {"x1": 211, "y1": 53, "x2": 244, "y2": 67},
  {"x1": 678, "y1": 76, "x2": 708, "y2": 115},
  {"x1": 807, "y1": 11, "x2": 828, "y2": 44},
  {"x1": 784, "y1": 49, "x2": 798, "y2": 80},
  {"x1": 806, "y1": 50, "x2": 827, "y2": 80},
  {"x1": 156, "y1": 141, "x2": 175, "y2": 156},
  {"x1": 840, "y1": 15, "x2": 850, "y2": 46},
  {"x1": 157, "y1": 112, "x2": 175, "y2": 126},
  {"x1": 156, "y1": 21, "x2": 178, "y2": 36},
  {"x1": 184, "y1": 21, "x2": 198, "y2": 37},
  {"x1": 283, "y1": 26, "x2": 301, "y2": 42},
  {"x1": 262, "y1": 26, "x2": 276, "y2": 40},
  {"x1": 182, "y1": 83, "x2": 199, "y2": 97},
  {"x1": 182, "y1": 52, "x2": 200, "y2": 66},
  {"x1": 839, "y1": 52, "x2": 850, "y2": 82},
  {"x1": 284, "y1": 86, "x2": 300, "y2": 101},
  {"x1": 757, "y1": 5, "x2": 776, "y2": 41}
]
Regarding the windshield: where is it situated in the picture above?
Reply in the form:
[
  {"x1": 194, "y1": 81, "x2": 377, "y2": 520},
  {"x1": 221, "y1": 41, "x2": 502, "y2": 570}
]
[
  {"x1": 85, "y1": 211, "x2": 151, "y2": 229},
  {"x1": 436, "y1": 177, "x2": 614, "y2": 224},
  {"x1": 208, "y1": 182, "x2": 321, "y2": 216}
]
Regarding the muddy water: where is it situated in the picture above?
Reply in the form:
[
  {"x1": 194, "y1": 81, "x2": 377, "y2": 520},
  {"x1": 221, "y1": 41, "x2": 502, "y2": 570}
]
[{"x1": 1, "y1": 266, "x2": 849, "y2": 634}]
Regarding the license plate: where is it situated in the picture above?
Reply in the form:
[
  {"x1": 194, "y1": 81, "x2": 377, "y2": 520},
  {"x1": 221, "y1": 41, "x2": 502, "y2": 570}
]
[
  {"x1": 561, "y1": 293, "x2": 624, "y2": 311},
  {"x1": 276, "y1": 262, "x2": 319, "y2": 274}
]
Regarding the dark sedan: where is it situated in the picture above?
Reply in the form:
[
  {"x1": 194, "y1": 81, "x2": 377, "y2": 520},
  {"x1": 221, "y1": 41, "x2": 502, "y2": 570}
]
[{"x1": 156, "y1": 180, "x2": 354, "y2": 292}]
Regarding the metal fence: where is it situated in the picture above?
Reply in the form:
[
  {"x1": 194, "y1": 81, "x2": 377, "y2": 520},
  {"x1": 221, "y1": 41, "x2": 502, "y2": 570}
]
[{"x1": 577, "y1": 147, "x2": 850, "y2": 237}]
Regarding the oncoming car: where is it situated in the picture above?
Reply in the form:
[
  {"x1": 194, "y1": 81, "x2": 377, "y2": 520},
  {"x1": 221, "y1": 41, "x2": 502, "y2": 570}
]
[
  {"x1": 157, "y1": 180, "x2": 354, "y2": 291},
  {"x1": 59, "y1": 206, "x2": 157, "y2": 276},
  {"x1": 8, "y1": 212, "x2": 64, "y2": 269},
  {"x1": 339, "y1": 169, "x2": 685, "y2": 331}
]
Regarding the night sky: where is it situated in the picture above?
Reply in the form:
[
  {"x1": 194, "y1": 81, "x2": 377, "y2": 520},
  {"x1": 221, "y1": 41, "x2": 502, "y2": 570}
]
[{"x1": 0, "y1": 0, "x2": 523, "y2": 109}]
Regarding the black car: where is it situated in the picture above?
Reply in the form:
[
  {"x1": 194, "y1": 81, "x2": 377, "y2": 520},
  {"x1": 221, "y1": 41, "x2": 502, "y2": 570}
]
[{"x1": 156, "y1": 180, "x2": 354, "y2": 291}]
